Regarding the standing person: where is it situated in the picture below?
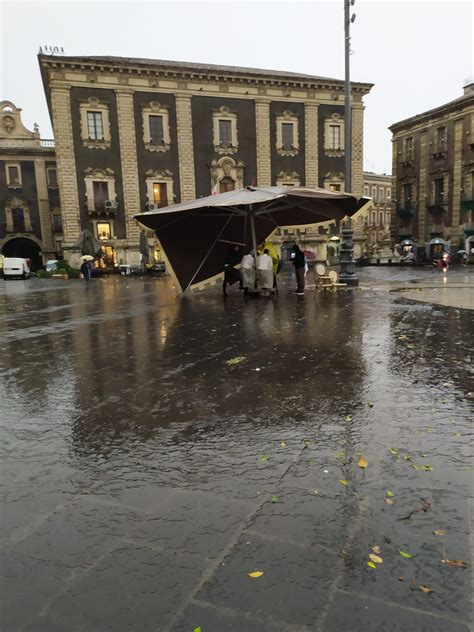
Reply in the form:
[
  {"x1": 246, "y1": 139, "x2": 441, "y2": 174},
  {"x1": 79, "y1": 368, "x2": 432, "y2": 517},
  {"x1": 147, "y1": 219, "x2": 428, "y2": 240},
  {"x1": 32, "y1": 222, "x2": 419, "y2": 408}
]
[
  {"x1": 291, "y1": 244, "x2": 305, "y2": 295},
  {"x1": 258, "y1": 240, "x2": 280, "y2": 289},
  {"x1": 241, "y1": 250, "x2": 255, "y2": 294},
  {"x1": 223, "y1": 244, "x2": 242, "y2": 297},
  {"x1": 80, "y1": 259, "x2": 91, "y2": 282},
  {"x1": 257, "y1": 248, "x2": 274, "y2": 290}
]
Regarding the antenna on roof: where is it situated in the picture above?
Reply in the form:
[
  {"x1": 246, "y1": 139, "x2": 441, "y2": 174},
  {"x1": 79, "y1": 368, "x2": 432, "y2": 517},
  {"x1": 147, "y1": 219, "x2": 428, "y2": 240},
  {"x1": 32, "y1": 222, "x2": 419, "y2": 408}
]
[{"x1": 39, "y1": 45, "x2": 65, "y2": 56}]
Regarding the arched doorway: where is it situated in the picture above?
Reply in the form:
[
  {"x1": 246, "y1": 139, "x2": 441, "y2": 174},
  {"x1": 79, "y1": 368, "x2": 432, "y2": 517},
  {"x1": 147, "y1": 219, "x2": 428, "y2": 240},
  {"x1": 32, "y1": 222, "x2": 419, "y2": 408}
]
[
  {"x1": 219, "y1": 176, "x2": 235, "y2": 193},
  {"x1": 2, "y1": 238, "x2": 42, "y2": 270}
]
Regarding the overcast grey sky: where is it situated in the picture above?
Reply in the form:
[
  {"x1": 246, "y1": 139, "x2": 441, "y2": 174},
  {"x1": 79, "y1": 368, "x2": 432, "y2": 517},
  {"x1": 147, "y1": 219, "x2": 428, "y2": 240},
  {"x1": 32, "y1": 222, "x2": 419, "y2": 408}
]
[{"x1": 1, "y1": 0, "x2": 472, "y2": 174}]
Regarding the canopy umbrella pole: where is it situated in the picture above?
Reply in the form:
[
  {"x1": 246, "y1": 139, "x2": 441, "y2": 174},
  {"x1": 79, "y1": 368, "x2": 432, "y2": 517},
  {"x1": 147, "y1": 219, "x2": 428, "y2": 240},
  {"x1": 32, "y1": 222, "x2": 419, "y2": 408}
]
[{"x1": 249, "y1": 204, "x2": 259, "y2": 289}]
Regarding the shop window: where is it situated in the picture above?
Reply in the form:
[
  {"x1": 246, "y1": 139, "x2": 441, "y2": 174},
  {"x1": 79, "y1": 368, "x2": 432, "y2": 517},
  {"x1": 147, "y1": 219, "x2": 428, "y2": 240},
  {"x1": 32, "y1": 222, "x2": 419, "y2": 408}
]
[
  {"x1": 6, "y1": 163, "x2": 21, "y2": 187},
  {"x1": 153, "y1": 182, "x2": 168, "y2": 207},
  {"x1": 97, "y1": 222, "x2": 111, "y2": 241}
]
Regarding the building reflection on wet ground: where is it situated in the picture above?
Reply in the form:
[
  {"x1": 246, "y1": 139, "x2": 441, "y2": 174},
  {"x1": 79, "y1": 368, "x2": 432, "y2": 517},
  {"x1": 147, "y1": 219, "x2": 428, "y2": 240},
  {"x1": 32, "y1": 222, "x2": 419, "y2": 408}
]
[{"x1": 0, "y1": 268, "x2": 472, "y2": 631}]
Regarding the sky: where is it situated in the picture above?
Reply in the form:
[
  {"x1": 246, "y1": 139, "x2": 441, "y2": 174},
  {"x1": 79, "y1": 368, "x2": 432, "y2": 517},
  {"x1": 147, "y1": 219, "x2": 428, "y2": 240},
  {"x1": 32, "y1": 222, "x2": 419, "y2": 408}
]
[{"x1": 0, "y1": 0, "x2": 472, "y2": 174}]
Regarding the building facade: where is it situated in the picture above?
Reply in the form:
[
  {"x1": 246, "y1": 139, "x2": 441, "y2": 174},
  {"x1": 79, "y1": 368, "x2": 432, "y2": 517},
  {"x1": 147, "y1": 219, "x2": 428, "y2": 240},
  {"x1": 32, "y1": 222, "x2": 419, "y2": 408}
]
[
  {"x1": 39, "y1": 54, "x2": 372, "y2": 266},
  {"x1": 357, "y1": 171, "x2": 392, "y2": 256},
  {"x1": 0, "y1": 101, "x2": 61, "y2": 267},
  {"x1": 390, "y1": 82, "x2": 474, "y2": 260}
]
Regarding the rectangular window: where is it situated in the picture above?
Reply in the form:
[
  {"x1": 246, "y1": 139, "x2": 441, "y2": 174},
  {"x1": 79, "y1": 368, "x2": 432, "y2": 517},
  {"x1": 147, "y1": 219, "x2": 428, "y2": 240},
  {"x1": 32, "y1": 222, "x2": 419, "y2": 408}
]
[
  {"x1": 379, "y1": 188, "x2": 384, "y2": 202},
  {"x1": 404, "y1": 136, "x2": 414, "y2": 158},
  {"x1": 434, "y1": 178, "x2": 444, "y2": 204},
  {"x1": 372, "y1": 186, "x2": 377, "y2": 201},
  {"x1": 92, "y1": 181, "x2": 109, "y2": 211},
  {"x1": 12, "y1": 208, "x2": 25, "y2": 232},
  {"x1": 47, "y1": 168, "x2": 58, "y2": 187},
  {"x1": 7, "y1": 165, "x2": 20, "y2": 185},
  {"x1": 153, "y1": 182, "x2": 168, "y2": 207},
  {"x1": 386, "y1": 212, "x2": 390, "y2": 224},
  {"x1": 97, "y1": 222, "x2": 111, "y2": 241},
  {"x1": 371, "y1": 211, "x2": 377, "y2": 225},
  {"x1": 403, "y1": 183, "x2": 412, "y2": 208},
  {"x1": 87, "y1": 111, "x2": 104, "y2": 140},
  {"x1": 437, "y1": 126, "x2": 446, "y2": 146},
  {"x1": 329, "y1": 125, "x2": 341, "y2": 150},
  {"x1": 149, "y1": 115, "x2": 164, "y2": 145},
  {"x1": 281, "y1": 123, "x2": 294, "y2": 149},
  {"x1": 364, "y1": 185, "x2": 369, "y2": 197},
  {"x1": 379, "y1": 212, "x2": 384, "y2": 226},
  {"x1": 218, "y1": 119, "x2": 232, "y2": 147},
  {"x1": 387, "y1": 188, "x2": 391, "y2": 199},
  {"x1": 52, "y1": 214, "x2": 62, "y2": 232}
]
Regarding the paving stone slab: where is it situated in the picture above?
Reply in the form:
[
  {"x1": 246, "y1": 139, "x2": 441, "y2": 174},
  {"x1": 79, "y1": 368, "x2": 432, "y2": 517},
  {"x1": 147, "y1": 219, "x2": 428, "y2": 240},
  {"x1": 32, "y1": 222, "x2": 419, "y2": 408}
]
[
  {"x1": 195, "y1": 532, "x2": 339, "y2": 628},
  {"x1": 322, "y1": 590, "x2": 471, "y2": 632}
]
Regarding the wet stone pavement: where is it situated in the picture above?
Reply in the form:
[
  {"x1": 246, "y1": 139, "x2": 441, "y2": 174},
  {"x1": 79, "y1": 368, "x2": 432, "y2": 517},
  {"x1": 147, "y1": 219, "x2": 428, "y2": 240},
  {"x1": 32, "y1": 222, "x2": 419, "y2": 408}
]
[{"x1": 0, "y1": 267, "x2": 473, "y2": 632}]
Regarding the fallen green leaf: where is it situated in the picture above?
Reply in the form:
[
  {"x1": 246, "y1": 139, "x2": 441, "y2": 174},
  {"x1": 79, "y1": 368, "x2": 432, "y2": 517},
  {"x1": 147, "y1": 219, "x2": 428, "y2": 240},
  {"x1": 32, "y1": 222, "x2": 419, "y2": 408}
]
[
  {"x1": 386, "y1": 490, "x2": 395, "y2": 497},
  {"x1": 193, "y1": 628, "x2": 202, "y2": 632},
  {"x1": 403, "y1": 455, "x2": 412, "y2": 461},
  {"x1": 345, "y1": 415, "x2": 353, "y2": 422},
  {"x1": 368, "y1": 401, "x2": 374, "y2": 407},
  {"x1": 389, "y1": 448, "x2": 399, "y2": 455},
  {"x1": 259, "y1": 455, "x2": 269, "y2": 461},
  {"x1": 411, "y1": 464, "x2": 421, "y2": 471},
  {"x1": 399, "y1": 551, "x2": 413, "y2": 559},
  {"x1": 339, "y1": 479, "x2": 349, "y2": 486},
  {"x1": 422, "y1": 465, "x2": 433, "y2": 471},
  {"x1": 367, "y1": 561, "x2": 377, "y2": 569},
  {"x1": 225, "y1": 356, "x2": 246, "y2": 365},
  {"x1": 271, "y1": 495, "x2": 278, "y2": 503}
]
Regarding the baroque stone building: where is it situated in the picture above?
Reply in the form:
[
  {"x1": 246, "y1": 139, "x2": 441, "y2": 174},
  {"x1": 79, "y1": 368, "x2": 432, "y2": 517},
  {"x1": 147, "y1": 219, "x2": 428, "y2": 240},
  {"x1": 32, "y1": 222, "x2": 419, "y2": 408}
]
[
  {"x1": 38, "y1": 54, "x2": 372, "y2": 266},
  {"x1": 0, "y1": 101, "x2": 61, "y2": 267},
  {"x1": 390, "y1": 82, "x2": 474, "y2": 260}
]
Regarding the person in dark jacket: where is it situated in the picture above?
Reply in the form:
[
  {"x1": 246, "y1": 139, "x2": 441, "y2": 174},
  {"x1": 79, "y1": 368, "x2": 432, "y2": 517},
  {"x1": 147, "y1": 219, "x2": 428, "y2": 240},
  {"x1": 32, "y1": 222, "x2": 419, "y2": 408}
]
[
  {"x1": 291, "y1": 244, "x2": 305, "y2": 295},
  {"x1": 223, "y1": 244, "x2": 243, "y2": 296},
  {"x1": 80, "y1": 260, "x2": 91, "y2": 281}
]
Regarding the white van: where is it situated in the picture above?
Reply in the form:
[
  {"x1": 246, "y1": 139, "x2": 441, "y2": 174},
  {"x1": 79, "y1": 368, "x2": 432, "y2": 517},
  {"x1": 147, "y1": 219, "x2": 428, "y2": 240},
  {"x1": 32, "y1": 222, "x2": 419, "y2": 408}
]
[{"x1": 3, "y1": 257, "x2": 30, "y2": 280}]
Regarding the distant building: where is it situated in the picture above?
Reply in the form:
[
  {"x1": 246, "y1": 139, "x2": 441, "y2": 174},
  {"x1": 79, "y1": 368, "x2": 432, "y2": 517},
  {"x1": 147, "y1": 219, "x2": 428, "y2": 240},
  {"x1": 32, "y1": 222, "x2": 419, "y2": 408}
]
[
  {"x1": 0, "y1": 101, "x2": 60, "y2": 267},
  {"x1": 390, "y1": 82, "x2": 474, "y2": 260},
  {"x1": 38, "y1": 54, "x2": 373, "y2": 266}
]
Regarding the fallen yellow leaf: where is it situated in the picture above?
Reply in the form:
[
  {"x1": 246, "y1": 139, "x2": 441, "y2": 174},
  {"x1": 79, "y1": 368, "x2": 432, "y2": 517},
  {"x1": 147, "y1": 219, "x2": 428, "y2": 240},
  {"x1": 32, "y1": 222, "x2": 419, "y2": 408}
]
[
  {"x1": 371, "y1": 546, "x2": 381, "y2": 554},
  {"x1": 339, "y1": 479, "x2": 349, "y2": 486},
  {"x1": 358, "y1": 455, "x2": 368, "y2": 469},
  {"x1": 419, "y1": 585, "x2": 434, "y2": 594},
  {"x1": 367, "y1": 561, "x2": 377, "y2": 569},
  {"x1": 386, "y1": 490, "x2": 395, "y2": 497},
  {"x1": 368, "y1": 554, "x2": 383, "y2": 564},
  {"x1": 248, "y1": 571, "x2": 264, "y2": 578},
  {"x1": 279, "y1": 441, "x2": 286, "y2": 447},
  {"x1": 433, "y1": 530, "x2": 447, "y2": 536}
]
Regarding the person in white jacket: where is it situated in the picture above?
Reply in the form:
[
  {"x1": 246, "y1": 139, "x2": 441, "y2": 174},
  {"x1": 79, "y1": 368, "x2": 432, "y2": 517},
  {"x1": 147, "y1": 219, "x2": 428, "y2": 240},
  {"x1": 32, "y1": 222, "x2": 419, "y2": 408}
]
[{"x1": 257, "y1": 249, "x2": 273, "y2": 289}]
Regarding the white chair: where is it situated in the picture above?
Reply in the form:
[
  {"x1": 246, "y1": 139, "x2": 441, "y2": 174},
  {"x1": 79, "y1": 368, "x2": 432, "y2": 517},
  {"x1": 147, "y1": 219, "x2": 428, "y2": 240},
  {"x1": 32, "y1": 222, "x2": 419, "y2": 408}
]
[
  {"x1": 315, "y1": 263, "x2": 332, "y2": 289},
  {"x1": 328, "y1": 270, "x2": 348, "y2": 291}
]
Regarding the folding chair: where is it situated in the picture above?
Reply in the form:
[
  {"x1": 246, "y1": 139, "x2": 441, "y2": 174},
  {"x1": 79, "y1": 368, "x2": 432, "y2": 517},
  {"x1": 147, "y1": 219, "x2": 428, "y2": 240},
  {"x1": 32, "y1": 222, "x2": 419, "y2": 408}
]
[{"x1": 328, "y1": 270, "x2": 348, "y2": 291}]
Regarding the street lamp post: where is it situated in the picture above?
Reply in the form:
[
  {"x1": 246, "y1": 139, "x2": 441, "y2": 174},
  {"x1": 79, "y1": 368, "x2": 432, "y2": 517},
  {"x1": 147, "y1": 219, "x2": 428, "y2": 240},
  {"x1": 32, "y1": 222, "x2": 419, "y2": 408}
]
[{"x1": 339, "y1": 0, "x2": 359, "y2": 286}]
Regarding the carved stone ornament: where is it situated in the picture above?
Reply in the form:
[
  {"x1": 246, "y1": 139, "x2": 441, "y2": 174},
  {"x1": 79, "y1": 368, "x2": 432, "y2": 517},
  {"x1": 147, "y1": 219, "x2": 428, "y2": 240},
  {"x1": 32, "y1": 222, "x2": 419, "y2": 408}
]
[
  {"x1": 2, "y1": 115, "x2": 15, "y2": 134},
  {"x1": 145, "y1": 169, "x2": 173, "y2": 180},
  {"x1": 84, "y1": 167, "x2": 115, "y2": 177},
  {"x1": 209, "y1": 156, "x2": 245, "y2": 189},
  {"x1": 276, "y1": 171, "x2": 301, "y2": 186},
  {"x1": 222, "y1": 159, "x2": 233, "y2": 175}
]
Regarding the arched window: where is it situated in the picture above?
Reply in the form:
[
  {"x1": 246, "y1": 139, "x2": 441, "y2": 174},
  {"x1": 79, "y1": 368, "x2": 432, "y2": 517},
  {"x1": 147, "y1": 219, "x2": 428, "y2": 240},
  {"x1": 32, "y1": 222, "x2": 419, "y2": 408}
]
[{"x1": 219, "y1": 176, "x2": 235, "y2": 193}]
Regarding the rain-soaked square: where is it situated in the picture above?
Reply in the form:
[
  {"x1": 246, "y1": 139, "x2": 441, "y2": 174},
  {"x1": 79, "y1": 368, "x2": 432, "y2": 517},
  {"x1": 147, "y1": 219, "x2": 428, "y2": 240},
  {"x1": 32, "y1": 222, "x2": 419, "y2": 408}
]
[{"x1": 0, "y1": 267, "x2": 472, "y2": 632}]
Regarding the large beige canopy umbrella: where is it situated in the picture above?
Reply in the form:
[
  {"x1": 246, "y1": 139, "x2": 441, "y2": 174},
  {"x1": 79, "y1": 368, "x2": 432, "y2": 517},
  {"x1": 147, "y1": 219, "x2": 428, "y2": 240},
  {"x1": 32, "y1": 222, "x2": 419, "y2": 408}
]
[{"x1": 135, "y1": 185, "x2": 361, "y2": 293}]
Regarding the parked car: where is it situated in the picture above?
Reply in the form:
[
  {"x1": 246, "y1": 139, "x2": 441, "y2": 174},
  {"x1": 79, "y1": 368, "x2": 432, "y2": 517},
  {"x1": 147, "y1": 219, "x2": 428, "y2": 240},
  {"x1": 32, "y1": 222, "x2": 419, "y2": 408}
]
[{"x1": 3, "y1": 257, "x2": 30, "y2": 280}]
